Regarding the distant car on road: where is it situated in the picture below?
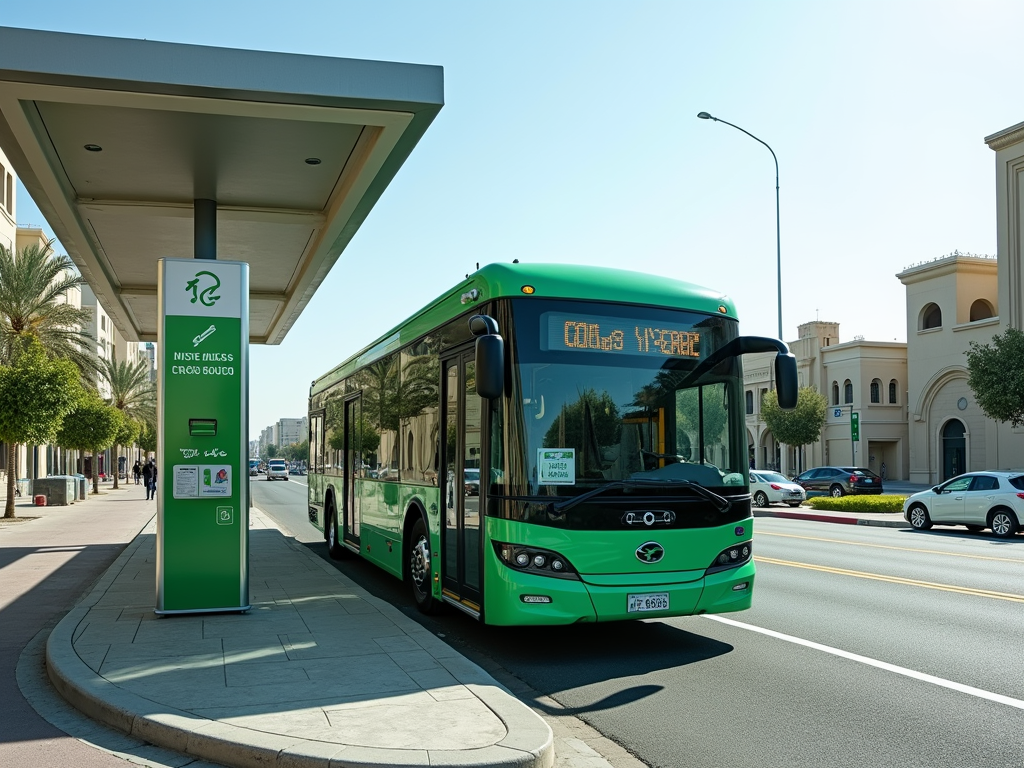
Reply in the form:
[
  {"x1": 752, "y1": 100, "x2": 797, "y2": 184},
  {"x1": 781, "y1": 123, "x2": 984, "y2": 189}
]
[
  {"x1": 793, "y1": 466, "x2": 883, "y2": 497},
  {"x1": 903, "y1": 471, "x2": 1024, "y2": 538},
  {"x1": 266, "y1": 460, "x2": 289, "y2": 481},
  {"x1": 464, "y1": 468, "x2": 480, "y2": 496},
  {"x1": 749, "y1": 471, "x2": 806, "y2": 508}
]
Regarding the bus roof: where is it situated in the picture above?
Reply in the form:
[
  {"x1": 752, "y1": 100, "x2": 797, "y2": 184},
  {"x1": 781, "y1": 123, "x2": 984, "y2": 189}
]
[{"x1": 310, "y1": 262, "x2": 736, "y2": 396}]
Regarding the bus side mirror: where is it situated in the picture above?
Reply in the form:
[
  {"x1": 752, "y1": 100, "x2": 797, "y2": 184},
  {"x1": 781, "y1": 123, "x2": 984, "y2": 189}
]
[
  {"x1": 470, "y1": 314, "x2": 504, "y2": 399},
  {"x1": 475, "y1": 335, "x2": 504, "y2": 399},
  {"x1": 775, "y1": 352, "x2": 798, "y2": 409}
]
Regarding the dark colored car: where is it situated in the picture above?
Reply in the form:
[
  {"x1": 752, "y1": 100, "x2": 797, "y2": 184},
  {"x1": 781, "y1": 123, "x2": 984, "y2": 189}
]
[{"x1": 793, "y1": 466, "x2": 883, "y2": 497}]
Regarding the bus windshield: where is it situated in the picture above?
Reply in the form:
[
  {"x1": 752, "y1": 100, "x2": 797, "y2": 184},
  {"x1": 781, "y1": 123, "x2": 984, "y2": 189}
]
[{"x1": 505, "y1": 299, "x2": 746, "y2": 498}]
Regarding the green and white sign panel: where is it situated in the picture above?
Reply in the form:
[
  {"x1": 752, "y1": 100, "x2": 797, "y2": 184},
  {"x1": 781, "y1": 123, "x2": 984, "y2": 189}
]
[{"x1": 156, "y1": 259, "x2": 249, "y2": 614}]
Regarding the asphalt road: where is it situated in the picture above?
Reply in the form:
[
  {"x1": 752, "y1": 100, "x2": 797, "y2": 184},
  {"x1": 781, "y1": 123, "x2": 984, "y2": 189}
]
[{"x1": 252, "y1": 479, "x2": 1024, "y2": 768}]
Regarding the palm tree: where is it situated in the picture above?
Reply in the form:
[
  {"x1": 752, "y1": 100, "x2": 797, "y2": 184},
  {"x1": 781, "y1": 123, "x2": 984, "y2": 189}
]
[
  {"x1": 0, "y1": 240, "x2": 97, "y2": 374},
  {"x1": 0, "y1": 240, "x2": 98, "y2": 495},
  {"x1": 100, "y1": 352, "x2": 155, "y2": 489}
]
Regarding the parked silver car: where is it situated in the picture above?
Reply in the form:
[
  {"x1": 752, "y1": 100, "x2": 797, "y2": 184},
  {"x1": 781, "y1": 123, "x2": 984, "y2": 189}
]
[{"x1": 903, "y1": 471, "x2": 1024, "y2": 538}]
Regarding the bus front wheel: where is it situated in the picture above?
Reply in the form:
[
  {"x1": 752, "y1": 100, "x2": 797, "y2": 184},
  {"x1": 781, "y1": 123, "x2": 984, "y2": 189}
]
[
  {"x1": 327, "y1": 505, "x2": 344, "y2": 560},
  {"x1": 408, "y1": 516, "x2": 442, "y2": 614}
]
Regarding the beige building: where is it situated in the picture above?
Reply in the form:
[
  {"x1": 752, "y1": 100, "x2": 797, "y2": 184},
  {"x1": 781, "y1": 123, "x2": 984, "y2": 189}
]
[
  {"x1": 745, "y1": 118, "x2": 1024, "y2": 484},
  {"x1": 744, "y1": 322, "x2": 908, "y2": 480},
  {"x1": 892, "y1": 121, "x2": 1024, "y2": 484}
]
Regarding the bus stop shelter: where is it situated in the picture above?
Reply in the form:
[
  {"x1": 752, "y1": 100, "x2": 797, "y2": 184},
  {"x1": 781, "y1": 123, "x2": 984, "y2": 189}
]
[{"x1": 0, "y1": 26, "x2": 443, "y2": 344}]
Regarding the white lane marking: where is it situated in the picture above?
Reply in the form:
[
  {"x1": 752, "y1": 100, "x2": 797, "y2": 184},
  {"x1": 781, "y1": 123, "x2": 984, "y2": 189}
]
[{"x1": 704, "y1": 615, "x2": 1024, "y2": 711}]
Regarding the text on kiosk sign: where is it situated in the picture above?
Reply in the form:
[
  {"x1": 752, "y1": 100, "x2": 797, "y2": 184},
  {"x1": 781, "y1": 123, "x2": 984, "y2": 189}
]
[{"x1": 542, "y1": 312, "x2": 700, "y2": 358}]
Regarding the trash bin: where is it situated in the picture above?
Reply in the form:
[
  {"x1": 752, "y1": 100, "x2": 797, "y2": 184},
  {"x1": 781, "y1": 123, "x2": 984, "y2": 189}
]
[
  {"x1": 35, "y1": 476, "x2": 77, "y2": 505},
  {"x1": 74, "y1": 474, "x2": 87, "y2": 501}
]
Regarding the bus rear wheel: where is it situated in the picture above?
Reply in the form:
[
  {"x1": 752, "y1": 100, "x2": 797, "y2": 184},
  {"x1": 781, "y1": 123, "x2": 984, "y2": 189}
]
[{"x1": 408, "y1": 516, "x2": 441, "y2": 614}]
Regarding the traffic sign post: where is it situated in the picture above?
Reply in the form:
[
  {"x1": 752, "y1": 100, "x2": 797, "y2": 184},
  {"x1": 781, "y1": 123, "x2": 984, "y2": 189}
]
[
  {"x1": 156, "y1": 259, "x2": 249, "y2": 614},
  {"x1": 850, "y1": 411, "x2": 859, "y2": 465}
]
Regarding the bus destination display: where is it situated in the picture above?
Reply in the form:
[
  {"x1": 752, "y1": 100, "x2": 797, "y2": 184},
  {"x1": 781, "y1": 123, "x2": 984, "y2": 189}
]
[{"x1": 541, "y1": 312, "x2": 700, "y2": 358}]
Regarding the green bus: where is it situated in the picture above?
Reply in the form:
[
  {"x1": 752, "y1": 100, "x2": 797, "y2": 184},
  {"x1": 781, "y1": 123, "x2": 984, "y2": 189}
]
[{"x1": 307, "y1": 263, "x2": 796, "y2": 625}]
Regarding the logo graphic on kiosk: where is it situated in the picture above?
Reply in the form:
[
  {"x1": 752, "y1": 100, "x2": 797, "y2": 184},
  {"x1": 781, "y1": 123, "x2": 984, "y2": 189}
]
[{"x1": 185, "y1": 270, "x2": 222, "y2": 307}]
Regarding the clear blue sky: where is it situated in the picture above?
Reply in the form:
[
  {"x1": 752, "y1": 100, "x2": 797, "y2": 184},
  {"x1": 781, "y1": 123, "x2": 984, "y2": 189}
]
[{"x1": 8, "y1": 1, "x2": 1024, "y2": 440}]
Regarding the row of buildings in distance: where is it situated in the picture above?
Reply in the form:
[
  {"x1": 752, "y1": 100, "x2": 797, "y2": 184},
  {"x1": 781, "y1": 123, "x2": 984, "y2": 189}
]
[{"x1": 252, "y1": 417, "x2": 308, "y2": 459}]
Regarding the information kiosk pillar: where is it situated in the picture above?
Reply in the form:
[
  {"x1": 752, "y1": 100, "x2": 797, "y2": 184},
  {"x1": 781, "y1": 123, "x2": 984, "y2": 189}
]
[{"x1": 156, "y1": 258, "x2": 249, "y2": 613}]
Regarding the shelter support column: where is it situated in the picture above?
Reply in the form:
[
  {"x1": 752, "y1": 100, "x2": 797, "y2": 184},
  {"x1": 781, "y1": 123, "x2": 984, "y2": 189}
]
[{"x1": 194, "y1": 199, "x2": 217, "y2": 260}]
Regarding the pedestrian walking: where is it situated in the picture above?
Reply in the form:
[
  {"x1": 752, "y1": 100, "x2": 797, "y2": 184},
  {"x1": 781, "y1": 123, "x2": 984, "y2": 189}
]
[
  {"x1": 143, "y1": 460, "x2": 157, "y2": 500},
  {"x1": 132, "y1": 460, "x2": 141, "y2": 485}
]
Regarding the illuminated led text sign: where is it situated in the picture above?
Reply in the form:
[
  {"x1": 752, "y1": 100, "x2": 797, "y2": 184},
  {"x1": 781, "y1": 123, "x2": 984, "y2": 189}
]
[{"x1": 541, "y1": 312, "x2": 700, "y2": 358}]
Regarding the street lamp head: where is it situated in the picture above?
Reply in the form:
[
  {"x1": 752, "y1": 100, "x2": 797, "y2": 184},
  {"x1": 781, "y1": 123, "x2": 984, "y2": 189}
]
[{"x1": 697, "y1": 111, "x2": 714, "y2": 120}]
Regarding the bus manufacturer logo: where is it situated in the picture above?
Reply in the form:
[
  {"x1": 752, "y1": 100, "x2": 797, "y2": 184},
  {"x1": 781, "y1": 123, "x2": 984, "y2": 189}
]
[{"x1": 635, "y1": 541, "x2": 664, "y2": 564}]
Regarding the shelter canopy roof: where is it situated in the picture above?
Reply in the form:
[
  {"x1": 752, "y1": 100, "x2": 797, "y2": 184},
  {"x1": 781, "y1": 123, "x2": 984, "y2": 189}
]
[{"x1": 0, "y1": 26, "x2": 443, "y2": 343}]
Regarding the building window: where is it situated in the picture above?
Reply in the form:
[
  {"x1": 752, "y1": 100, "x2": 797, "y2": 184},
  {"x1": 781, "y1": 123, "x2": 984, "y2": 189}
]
[
  {"x1": 920, "y1": 303, "x2": 942, "y2": 330},
  {"x1": 745, "y1": 390, "x2": 754, "y2": 414},
  {"x1": 870, "y1": 379, "x2": 881, "y2": 404},
  {"x1": 969, "y1": 299, "x2": 994, "y2": 322},
  {"x1": 844, "y1": 379, "x2": 853, "y2": 404},
  {"x1": 832, "y1": 381, "x2": 839, "y2": 405},
  {"x1": 889, "y1": 380, "x2": 897, "y2": 404}
]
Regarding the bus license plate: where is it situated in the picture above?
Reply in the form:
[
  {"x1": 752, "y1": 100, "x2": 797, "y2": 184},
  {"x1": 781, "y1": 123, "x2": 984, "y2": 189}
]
[{"x1": 627, "y1": 593, "x2": 669, "y2": 613}]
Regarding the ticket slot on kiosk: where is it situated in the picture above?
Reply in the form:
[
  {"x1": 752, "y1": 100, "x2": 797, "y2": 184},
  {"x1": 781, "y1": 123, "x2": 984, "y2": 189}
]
[{"x1": 189, "y1": 419, "x2": 218, "y2": 437}]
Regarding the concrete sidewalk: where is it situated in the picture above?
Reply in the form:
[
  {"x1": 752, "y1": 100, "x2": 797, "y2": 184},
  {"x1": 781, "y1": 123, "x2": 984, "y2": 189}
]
[{"x1": 44, "y1": 507, "x2": 554, "y2": 768}]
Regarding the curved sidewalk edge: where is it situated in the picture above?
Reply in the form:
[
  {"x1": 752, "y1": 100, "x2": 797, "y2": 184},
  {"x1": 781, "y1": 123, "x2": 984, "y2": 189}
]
[{"x1": 45, "y1": 517, "x2": 555, "y2": 768}]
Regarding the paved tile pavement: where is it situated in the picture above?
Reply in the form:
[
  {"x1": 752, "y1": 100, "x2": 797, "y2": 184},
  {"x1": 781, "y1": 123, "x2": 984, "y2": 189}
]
[{"x1": 45, "y1": 508, "x2": 554, "y2": 768}]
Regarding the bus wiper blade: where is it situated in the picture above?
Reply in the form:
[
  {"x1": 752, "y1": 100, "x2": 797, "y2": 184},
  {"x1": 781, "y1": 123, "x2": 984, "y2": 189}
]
[{"x1": 552, "y1": 479, "x2": 731, "y2": 514}]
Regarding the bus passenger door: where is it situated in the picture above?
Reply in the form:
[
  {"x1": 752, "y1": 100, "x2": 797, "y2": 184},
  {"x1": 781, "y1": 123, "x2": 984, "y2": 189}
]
[
  {"x1": 343, "y1": 395, "x2": 362, "y2": 546},
  {"x1": 309, "y1": 410, "x2": 325, "y2": 512},
  {"x1": 440, "y1": 351, "x2": 483, "y2": 612}
]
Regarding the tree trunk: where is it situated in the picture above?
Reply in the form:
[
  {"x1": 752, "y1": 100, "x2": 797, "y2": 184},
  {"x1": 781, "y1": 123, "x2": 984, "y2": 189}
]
[
  {"x1": 112, "y1": 444, "x2": 120, "y2": 489},
  {"x1": 92, "y1": 448, "x2": 100, "y2": 495},
  {"x1": 5, "y1": 442, "x2": 17, "y2": 519}
]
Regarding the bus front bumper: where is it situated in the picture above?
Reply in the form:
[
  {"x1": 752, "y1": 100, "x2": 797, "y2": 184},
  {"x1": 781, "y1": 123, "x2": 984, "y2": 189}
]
[{"x1": 483, "y1": 561, "x2": 755, "y2": 625}]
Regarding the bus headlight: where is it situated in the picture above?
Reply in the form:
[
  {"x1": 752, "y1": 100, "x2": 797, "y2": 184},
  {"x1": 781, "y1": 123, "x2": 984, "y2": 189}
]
[
  {"x1": 494, "y1": 542, "x2": 580, "y2": 580},
  {"x1": 706, "y1": 541, "x2": 752, "y2": 574}
]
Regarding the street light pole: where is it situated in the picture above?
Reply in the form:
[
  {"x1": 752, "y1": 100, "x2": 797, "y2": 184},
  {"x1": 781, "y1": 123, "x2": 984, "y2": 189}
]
[{"x1": 697, "y1": 112, "x2": 782, "y2": 341}]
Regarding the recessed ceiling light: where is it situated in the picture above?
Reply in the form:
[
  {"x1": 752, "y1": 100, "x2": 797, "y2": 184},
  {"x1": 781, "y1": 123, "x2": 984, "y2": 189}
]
[
  {"x1": 84, "y1": 144, "x2": 103, "y2": 152},
  {"x1": 304, "y1": 157, "x2": 321, "y2": 165}
]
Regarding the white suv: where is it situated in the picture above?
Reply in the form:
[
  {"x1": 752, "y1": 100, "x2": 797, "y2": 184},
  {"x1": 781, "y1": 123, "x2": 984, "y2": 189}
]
[
  {"x1": 903, "y1": 470, "x2": 1024, "y2": 537},
  {"x1": 266, "y1": 460, "x2": 289, "y2": 481}
]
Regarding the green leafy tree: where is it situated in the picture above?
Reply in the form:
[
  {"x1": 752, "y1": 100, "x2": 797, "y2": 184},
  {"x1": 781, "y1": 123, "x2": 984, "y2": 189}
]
[
  {"x1": 55, "y1": 395, "x2": 123, "y2": 495},
  {"x1": 100, "y1": 351, "x2": 155, "y2": 489},
  {"x1": 266, "y1": 443, "x2": 279, "y2": 459},
  {"x1": 138, "y1": 421, "x2": 157, "y2": 455},
  {"x1": 290, "y1": 440, "x2": 309, "y2": 463},
  {"x1": 113, "y1": 418, "x2": 141, "y2": 481},
  {"x1": 0, "y1": 240, "x2": 98, "y2": 378},
  {"x1": 761, "y1": 386, "x2": 827, "y2": 470},
  {"x1": 0, "y1": 337, "x2": 82, "y2": 517},
  {"x1": 966, "y1": 327, "x2": 1024, "y2": 427}
]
